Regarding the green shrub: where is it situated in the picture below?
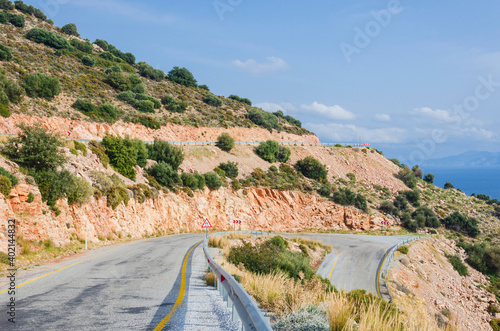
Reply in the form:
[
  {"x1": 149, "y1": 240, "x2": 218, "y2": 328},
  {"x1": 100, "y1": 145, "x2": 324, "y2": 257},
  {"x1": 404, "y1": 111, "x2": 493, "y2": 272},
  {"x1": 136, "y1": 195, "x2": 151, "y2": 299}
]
[
  {"x1": 0, "y1": 167, "x2": 17, "y2": 186},
  {"x1": 147, "y1": 139, "x2": 184, "y2": 170},
  {"x1": 0, "y1": 44, "x2": 12, "y2": 61},
  {"x1": 8, "y1": 13, "x2": 24, "y2": 27},
  {"x1": 131, "y1": 115, "x2": 161, "y2": 129},
  {"x1": 70, "y1": 39, "x2": 93, "y2": 54},
  {"x1": 0, "y1": 251, "x2": 9, "y2": 265},
  {"x1": 198, "y1": 84, "x2": 209, "y2": 91},
  {"x1": 137, "y1": 100, "x2": 155, "y2": 113},
  {"x1": 67, "y1": 176, "x2": 93, "y2": 205},
  {"x1": 167, "y1": 66, "x2": 197, "y2": 87},
  {"x1": 194, "y1": 172, "x2": 205, "y2": 189},
  {"x1": 72, "y1": 99, "x2": 118, "y2": 123},
  {"x1": 203, "y1": 94, "x2": 222, "y2": 107},
  {"x1": 443, "y1": 212, "x2": 480, "y2": 237},
  {"x1": 317, "y1": 183, "x2": 332, "y2": 197},
  {"x1": 81, "y1": 55, "x2": 96, "y2": 67},
  {"x1": 396, "y1": 167, "x2": 417, "y2": 189},
  {"x1": 181, "y1": 173, "x2": 198, "y2": 190},
  {"x1": 106, "y1": 72, "x2": 132, "y2": 91},
  {"x1": 0, "y1": 174, "x2": 12, "y2": 197},
  {"x1": 1, "y1": 73, "x2": 25, "y2": 104},
  {"x1": 444, "y1": 181, "x2": 454, "y2": 189},
  {"x1": 346, "y1": 172, "x2": 356, "y2": 182},
  {"x1": 295, "y1": 156, "x2": 327, "y2": 180},
  {"x1": 106, "y1": 185, "x2": 129, "y2": 210},
  {"x1": 101, "y1": 134, "x2": 138, "y2": 180},
  {"x1": 216, "y1": 133, "x2": 235, "y2": 152},
  {"x1": 229, "y1": 95, "x2": 241, "y2": 101},
  {"x1": 94, "y1": 39, "x2": 109, "y2": 51},
  {"x1": 147, "y1": 162, "x2": 181, "y2": 189},
  {"x1": 247, "y1": 108, "x2": 279, "y2": 130},
  {"x1": 423, "y1": 173, "x2": 434, "y2": 184},
  {"x1": 218, "y1": 161, "x2": 238, "y2": 178},
  {"x1": 402, "y1": 189, "x2": 420, "y2": 206},
  {"x1": 23, "y1": 73, "x2": 60, "y2": 100},
  {"x1": 393, "y1": 194, "x2": 408, "y2": 212},
  {"x1": 27, "y1": 191, "x2": 34, "y2": 203},
  {"x1": 3, "y1": 124, "x2": 66, "y2": 171},
  {"x1": 0, "y1": 0, "x2": 13, "y2": 10},
  {"x1": 256, "y1": 140, "x2": 279, "y2": 162},
  {"x1": 397, "y1": 245, "x2": 409, "y2": 254},
  {"x1": 446, "y1": 254, "x2": 468, "y2": 276},
  {"x1": 26, "y1": 28, "x2": 69, "y2": 49},
  {"x1": 137, "y1": 62, "x2": 164, "y2": 81},
  {"x1": 0, "y1": 90, "x2": 8, "y2": 117},
  {"x1": 204, "y1": 172, "x2": 223, "y2": 190},
  {"x1": 33, "y1": 169, "x2": 74, "y2": 207},
  {"x1": 61, "y1": 23, "x2": 79, "y2": 36}
]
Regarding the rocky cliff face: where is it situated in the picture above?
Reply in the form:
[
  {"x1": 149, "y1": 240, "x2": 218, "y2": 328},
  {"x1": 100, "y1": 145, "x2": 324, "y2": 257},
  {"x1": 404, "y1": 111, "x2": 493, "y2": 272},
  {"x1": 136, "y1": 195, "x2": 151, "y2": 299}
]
[{"x1": 0, "y1": 184, "x2": 393, "y2": 253}]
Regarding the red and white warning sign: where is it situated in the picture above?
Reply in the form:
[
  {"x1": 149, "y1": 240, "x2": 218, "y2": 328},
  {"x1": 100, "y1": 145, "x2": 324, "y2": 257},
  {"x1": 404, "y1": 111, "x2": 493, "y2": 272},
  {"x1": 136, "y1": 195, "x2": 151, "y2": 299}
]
[
  {"x1": 202, "y1": 218, "x2": 212, "y2": 228},
  {"x1": 67, "y1": 131, "x2": 71, "y2": 137}
]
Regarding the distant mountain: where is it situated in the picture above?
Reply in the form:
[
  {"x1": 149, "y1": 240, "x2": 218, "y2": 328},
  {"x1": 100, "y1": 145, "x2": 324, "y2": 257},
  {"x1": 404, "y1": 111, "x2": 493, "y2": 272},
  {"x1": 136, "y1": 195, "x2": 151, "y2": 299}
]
[{"x1": 422, "y1": 151, "x2": 500, "y2": 167}]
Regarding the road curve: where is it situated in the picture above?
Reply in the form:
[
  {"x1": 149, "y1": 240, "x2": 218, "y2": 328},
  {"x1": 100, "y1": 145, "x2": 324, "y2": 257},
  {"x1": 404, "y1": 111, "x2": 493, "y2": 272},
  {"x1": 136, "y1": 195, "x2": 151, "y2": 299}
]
[
  {"x1": 0, "y1": 233, "x2": 204, "y2": 330},
  {"x1": 283, "y1": 233, "x2": 411, "y2": 295}
]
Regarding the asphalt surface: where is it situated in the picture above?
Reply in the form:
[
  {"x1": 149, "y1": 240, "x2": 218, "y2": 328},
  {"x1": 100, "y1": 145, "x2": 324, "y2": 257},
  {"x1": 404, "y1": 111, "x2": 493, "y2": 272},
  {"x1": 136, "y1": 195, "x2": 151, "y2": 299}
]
[
  {"x1": 283, "y1": 233, "x2": 412, "y2": 295},
  {"x1": 0, "y1": 233, "x2": 205, "y2": 330}
]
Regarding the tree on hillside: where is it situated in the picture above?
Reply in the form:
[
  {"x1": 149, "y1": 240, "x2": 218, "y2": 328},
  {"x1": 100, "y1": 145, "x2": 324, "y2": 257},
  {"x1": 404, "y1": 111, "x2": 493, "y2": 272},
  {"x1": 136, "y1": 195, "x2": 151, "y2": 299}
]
[
  {"x1": 216, "y1": 133, "x2": 235, "y2": 152},
  {"x1": 167, "y1": 66, "x2": 197, "y2": 88},
  {"x1": 3, "y1": 124, "x2": 66, "y2": 171},
  {"x1": 61, "y1": 23, "x2": 79, "y2": 36},
  {"x1": 423, "y1": 173, "x2": 434, "y2": 184}
]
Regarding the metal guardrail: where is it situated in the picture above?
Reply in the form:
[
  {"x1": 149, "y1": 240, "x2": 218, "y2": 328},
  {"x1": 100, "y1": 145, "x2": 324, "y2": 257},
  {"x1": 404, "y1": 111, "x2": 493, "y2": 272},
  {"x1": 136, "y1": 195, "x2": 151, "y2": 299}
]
[
  {"x1": 203, "y1": 231, "x2": 272, "y2": 331},
  {"x1": 379, "y1": 236, "x2": 430, "y2": 302},
  {"x1": 0, "y1": 133, "x2": 366, "y2": 147}
]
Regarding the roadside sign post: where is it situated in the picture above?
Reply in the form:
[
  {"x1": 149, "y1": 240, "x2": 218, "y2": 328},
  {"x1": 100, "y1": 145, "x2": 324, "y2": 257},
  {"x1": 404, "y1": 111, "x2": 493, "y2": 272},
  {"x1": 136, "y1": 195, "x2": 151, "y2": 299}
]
[
  {"x1": 202, "y1": 218, "x2": 212, "y2": 238},
  {"x1": 233, "y1": 220, "x2": 241, "y2": 231}
]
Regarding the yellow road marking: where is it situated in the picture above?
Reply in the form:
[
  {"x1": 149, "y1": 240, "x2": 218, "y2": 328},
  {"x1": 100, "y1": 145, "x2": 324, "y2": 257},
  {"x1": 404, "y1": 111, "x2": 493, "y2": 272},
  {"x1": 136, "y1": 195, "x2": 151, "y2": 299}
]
[
  {"x1": 328, "y1": 247, "x2": 339, "y2": 281},
  {"x1": 376, "y1": 247, "x2": 388, "y2": 299},
  {"x1": 0, "y1": 260, "x2": 84, "y2": 294},
  {"x1": 153, "y1": 241, "x2": 202, "y2": 331}
]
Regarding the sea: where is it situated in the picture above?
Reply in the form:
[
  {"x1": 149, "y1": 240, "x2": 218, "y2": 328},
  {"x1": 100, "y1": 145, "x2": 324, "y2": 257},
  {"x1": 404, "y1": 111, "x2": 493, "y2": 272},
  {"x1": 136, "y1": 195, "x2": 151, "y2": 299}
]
[{"x1": 421, "y1": 166, "x2": 500, "y2": 200}]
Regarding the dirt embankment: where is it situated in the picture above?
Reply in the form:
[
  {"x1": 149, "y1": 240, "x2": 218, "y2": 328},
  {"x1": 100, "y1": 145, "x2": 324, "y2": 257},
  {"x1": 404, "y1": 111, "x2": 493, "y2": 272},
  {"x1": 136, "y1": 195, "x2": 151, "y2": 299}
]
[
  {"x1": 0, "y1": 114, "x2": 320, "y2": 143},
  {"x1": 390, "y1": 239, "x2": 496, "y2": 331}
]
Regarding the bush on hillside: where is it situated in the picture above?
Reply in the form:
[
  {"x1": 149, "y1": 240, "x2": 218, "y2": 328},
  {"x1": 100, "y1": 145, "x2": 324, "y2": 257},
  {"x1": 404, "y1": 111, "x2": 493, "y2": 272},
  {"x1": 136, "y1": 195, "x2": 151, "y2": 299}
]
[
  {"x1": 81, "y1": 55, "x2": 96, "y2": 67},
  {"x1": 0, "y1": 174, "x2": 12, "y2": 198},
  {"x1": 444, "y1": 181, "x2": 454, "y2": 189},
  {"x1": 137, "y1": 62, "x2": 164, "y2": 81},
  {"x1": 0, "y1": 167, "x2": 18, "y2": 186},
  {"x1": 423, "y1": 173, "x2": 434, "y2": 184},
  {"x1": 106, "y1": 72, "x2": 132, "y2": 91},
  {"x1": 204, "y1": 172, "x2": 223, "y2": 190},
  {"x1": 396, "y1": 167, "x2": 417, "y2": 189},
  {"x1": 61, "y1": 23, "x2": 79, "y2": 36},
  {"x1": 72, "y1": 99, "x2": 118, "y2": 123},
  {"x1": 14, "y1": 1, "x2": 46, "y2": 20},
  {"x1": 26, "y1": 28, "x2": 70, "y2": 49},
  {"x1": 8, "y1": 13, "x2": 23, "y2": 27},
  {"x1": 402, "y1": 189, "x2": 420, "y2": 206},
  {"x1": 131, "y1": 115, "x2": 161, "y2": 129},
  {"x1": 446, "y1": 254, "x2": 468, "y2": 276},
  {"x1": 412, "y1": 164, "x2": 423, "y2": 179},
  {"x1": 333, "y1": 188, "x2": 368, "y2": 211},
  {"x1": 147, "y1": 139, "x2": 184, "y2": 170},
  {"x1": 167, "y1": 66, "x2": 197, "y2": 87},
  {"x1": 203, "y1": 94, "x2": 222, "y2": 107},
  {"x1": 0, "y1": 74, "x2": 24, "y2": 104},
  {"x1": 101, "y1": 134, "x2": 139, "y2": 180},
  {"x1": 218, "y1": 161, "x2": 238, "y2": 178},
  {"x1": 255, "y1": 140, "x2": 291, "y2": 163},
  {"x1": 147, "y1": 162, "x2": 181, "y2": 189},
  {"x1": 23, "y1": 73, "x2": 60, "y2": 100},
  {"x1": 0, "y1": 44, "x2": 12, "y2": 61},
  {"x1": 216, "y1": 133, "x2": 235, "y2": 152},
  {"x1": 198, "y1": 84, "x2": 209, "y2": 91},
  {"x1": 295, "y1": 156, "x2": 327, "y2": 180},
  {"x1": 443, "y1": 212, "x2": 480, "y2": 237},
  {"x1": 88, "y1": 140, "x2": 109, "y2": 168},
  {"x1": 94, "y1": 39, "x2": 109, "y2": 51},
  {"x1": 247, "y1": 108, "x2": 279, "y2": 131},
  {"x1": 3, "y1": 124, "x2": 66, "y2": 171},
  {"x1": 0, "y1": 0, "x2": 13, "y2": 10}
]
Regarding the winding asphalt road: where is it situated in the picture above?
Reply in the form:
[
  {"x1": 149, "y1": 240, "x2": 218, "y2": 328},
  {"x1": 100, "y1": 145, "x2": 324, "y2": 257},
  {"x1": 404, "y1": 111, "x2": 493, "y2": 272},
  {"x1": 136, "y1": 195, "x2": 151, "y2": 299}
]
[
  {"x1": 0, "y1": 234, "x2": 204, "y2": 330},
  {"x1": 283, "y1": 233, "x2": 411, "y2": 295},
  {"x1": 1, "y1": 232, "x2": 410, "y2": 330}
]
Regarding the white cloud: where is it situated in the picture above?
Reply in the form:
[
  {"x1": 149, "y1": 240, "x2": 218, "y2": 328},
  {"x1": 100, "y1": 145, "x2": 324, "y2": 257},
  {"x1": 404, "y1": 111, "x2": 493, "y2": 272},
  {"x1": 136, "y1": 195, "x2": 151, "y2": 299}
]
[
  {"x1": 232, "y1": 57, "x2": 289, "y2": 75},
  {"x1": 72, "y1": 0, "x2": 176, "y2": 25},
  {"x1": 255, "y1": 102, "x2": 297, "y2": 112},
  {"x1": 375, "y1": 113, "x2": 391, "y2": 122},
  {"x1": 411, "y1": 107, "x2": 452, "y2": 121},
  {"x1": 300, "y1": 102, "x2": 356, "y2": 120},
  {"x1": 308, "y1": 123, "x2": 407, "y2": 144}
]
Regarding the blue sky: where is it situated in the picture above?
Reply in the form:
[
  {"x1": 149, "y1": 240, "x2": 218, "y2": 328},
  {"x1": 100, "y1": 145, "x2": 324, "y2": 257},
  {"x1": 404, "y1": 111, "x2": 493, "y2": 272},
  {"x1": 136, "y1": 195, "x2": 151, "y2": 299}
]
[{"x1": 29, "y1": 0, "x2": 500, "y2": 164}]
